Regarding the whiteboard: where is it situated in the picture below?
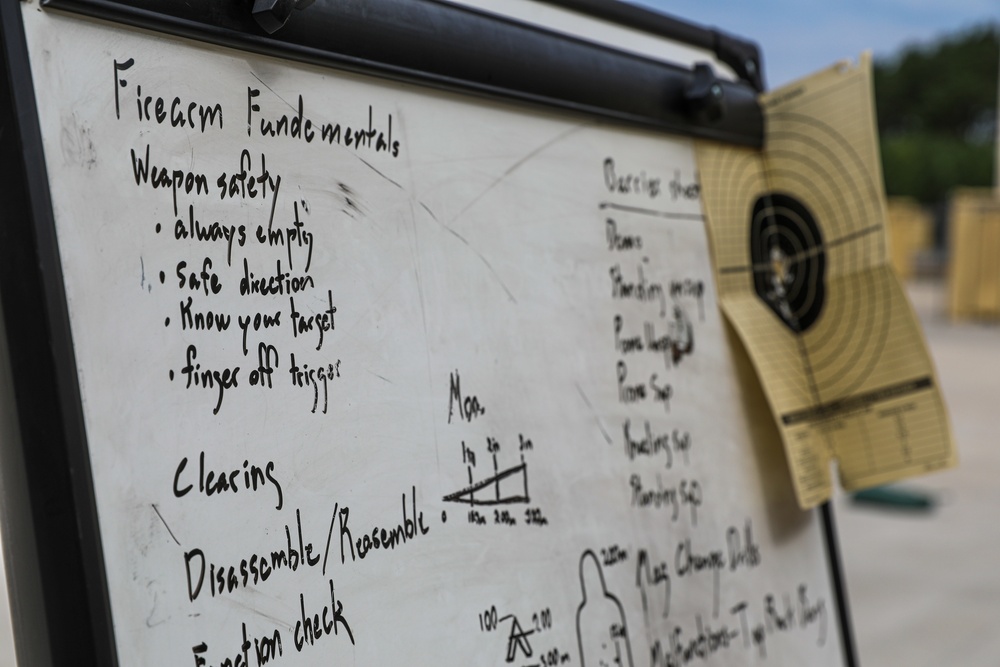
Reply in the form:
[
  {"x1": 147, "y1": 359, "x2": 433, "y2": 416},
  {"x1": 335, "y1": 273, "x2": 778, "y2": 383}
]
[{"x1": 12, "y1": 4, "x2": 846, "y2": 666}]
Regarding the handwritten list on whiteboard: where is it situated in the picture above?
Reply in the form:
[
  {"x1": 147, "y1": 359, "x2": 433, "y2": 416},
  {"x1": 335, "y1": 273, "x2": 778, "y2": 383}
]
[{"x1": 23, "y1": 6, "x2": 844, "y2": 666}]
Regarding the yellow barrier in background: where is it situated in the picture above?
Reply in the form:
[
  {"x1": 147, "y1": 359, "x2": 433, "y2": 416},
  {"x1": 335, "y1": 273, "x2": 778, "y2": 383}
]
[
  {"x1": 887, "y1": 197, "x2": 933, "y2": 280},
  {"x1": 948, "y1": 188, "x2": 1000, "y2": 321}
]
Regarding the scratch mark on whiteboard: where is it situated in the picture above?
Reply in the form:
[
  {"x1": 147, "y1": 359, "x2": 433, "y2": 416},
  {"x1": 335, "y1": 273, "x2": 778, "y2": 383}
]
[
  {"x1": 394, "y1": 108, "x2": 442, "y2": 472},
  {"x1": 575, "y1": 383, "x2": 613, "y2": 445},
  {"x1": 337, "y1": 181, "x2": 368, "y2": 219},
  {"x1": 419, "y1": 202, "x2": 438, "y2": 222},
  {"x1": 442, "y1": 225, "x2": 517, "y2": 304},
  {"x1": 60, "y1": 116, "x2": 97, "y2": 169},
  {"x1": 355, "y1": 154, "x2": 404, "y2": 190},
  {"x1": 249, "y1": 71, "x2": 297, "y2": 114},
  {"x1": 407, "y1": 200, "x2": 442, "y2": 470},
  {"x1": 367, "y1": 370, "x2": 392, "y2": 384},
  {"x1": 414, "y1": 199, "x2": 516, "y2": 303},
  {"x1": 450, "y1": 123, "x2": 588, "y2": 224},
  {"x1": 228, "y1": 596, "x2": 286, "y2": 628},
  {"x1": 151, "y1": 503, "x2": 181, "y2": 546},
  {"x1": 145, "y1": 591, "x2": 168, "y2": 628},
  {"x1": 139, "y1": 257, "x2": 152, "y2": 293}
]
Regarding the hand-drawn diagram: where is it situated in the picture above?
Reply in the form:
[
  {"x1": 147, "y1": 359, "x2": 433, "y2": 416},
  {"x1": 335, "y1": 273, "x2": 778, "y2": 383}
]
[
  {"x1": 503, "y1": 614, "x2": 535, "y2": 663},
  {"x1": 479, "y1": 603, "x2": 570, "y2": 666},
  {"x1": 442, "y1": 438, "x2": 530, "y2": 506},
  {"x1": 577, "y1": 550, "x2": 634, "y2": 667}
]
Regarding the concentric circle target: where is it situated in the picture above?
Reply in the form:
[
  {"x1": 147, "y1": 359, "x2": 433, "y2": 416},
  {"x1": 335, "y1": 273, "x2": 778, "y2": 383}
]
[
  {"x1": 704, "y1": 109, "x2": 896, "y2": 403},
  {"x1": 750, "y1": 193, "x2": 825, "y2": 334}
]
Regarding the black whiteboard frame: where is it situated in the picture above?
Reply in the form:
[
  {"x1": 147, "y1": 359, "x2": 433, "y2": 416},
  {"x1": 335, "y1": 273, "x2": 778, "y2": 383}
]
[
  {"x1": 0, "y1": 1, "x2": 856, "y2": 665},
  {"x1": 0, "y1": 3, "x2": 118, "y2": 666},
  {"x1": 40, "y1": 0, "x2": 765, "y2": 146}
]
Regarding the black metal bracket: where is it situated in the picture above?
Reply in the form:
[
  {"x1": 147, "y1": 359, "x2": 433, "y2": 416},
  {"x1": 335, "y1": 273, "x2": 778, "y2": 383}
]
[
  {"x1": 532, "y1": 0, "x2": 766, "y2": 92},
  {"x1": 684, "y1": 62, "x2": 726, "y2": 124},
  {"x1": 713, "y1": 27, "x2": 765, "y2": 92},
  {"x1": 40, "y1": 0, "x2": 764, "y2": 146},
  {"x1": 251, "y1": 0, "x2": 315, "y2": 34}
]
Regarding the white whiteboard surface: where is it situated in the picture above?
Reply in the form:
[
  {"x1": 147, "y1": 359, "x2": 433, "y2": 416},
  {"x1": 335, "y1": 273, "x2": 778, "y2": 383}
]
[{"x1": 23, "y1": 6, "x2": 843, "y2": 666}]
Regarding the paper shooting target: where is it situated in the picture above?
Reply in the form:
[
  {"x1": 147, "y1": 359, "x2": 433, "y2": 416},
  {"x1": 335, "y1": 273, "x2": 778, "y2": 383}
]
[{"x1": 706, "y1": 109, "x2": 895, "y2": 402}]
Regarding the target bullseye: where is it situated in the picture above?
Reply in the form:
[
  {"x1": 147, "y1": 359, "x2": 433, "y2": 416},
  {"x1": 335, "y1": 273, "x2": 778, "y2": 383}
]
[{"x1": 749, "y1": 193, "x2": 826, "y2": 334}]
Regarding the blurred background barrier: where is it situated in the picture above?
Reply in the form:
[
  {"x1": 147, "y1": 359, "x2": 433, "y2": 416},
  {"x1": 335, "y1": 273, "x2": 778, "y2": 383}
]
[
  {"x1": 947, "y1": 188, "x2": 1000, "y2": 321},
  {"x1": 887, "y1": 196, "x2": 934, "y2": 280}
]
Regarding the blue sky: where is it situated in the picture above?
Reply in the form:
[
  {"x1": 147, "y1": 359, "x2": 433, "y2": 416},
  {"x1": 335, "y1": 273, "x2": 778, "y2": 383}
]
[{"x1": 631, "y1": 0, "x2": 999, "y2": 87}]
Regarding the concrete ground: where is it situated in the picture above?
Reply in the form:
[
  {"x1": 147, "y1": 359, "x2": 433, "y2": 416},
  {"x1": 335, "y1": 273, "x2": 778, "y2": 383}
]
[
  {"x1": 835, "y1": 279, "x2": 1000, "y2": 666},
  {"x1": 0, "y1": 279, "x2": 993, "y2": 666}
]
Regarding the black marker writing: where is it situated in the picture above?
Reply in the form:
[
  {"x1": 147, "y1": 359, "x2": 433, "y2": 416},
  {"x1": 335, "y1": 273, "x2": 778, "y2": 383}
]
[{"x1": 173, "y1": 451, "x2": 283, "y2": 510}]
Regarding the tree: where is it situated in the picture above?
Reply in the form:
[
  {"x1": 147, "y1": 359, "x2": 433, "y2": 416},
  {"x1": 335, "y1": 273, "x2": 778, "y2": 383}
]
[{"x1": 874, "y1": 25, "x2": 998, "y2": 203}]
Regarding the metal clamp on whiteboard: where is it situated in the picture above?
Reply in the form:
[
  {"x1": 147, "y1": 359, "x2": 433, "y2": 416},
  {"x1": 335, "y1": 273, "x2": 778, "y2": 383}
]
[
  {"x1": 683, "y1": 62, "x2": 725, "y2": 125},
  {"x1": 711, "y1": 28, "x2": 766, "y2": 93},
  {"x1": 252, "y1": 0, "x2": 315, "y2": 34}
]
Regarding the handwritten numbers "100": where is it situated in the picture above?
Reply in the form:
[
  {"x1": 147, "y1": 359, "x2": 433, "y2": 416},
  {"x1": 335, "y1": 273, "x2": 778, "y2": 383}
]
[{"x1": 478, "y1": 606, "x2": 499, "y2": 632}]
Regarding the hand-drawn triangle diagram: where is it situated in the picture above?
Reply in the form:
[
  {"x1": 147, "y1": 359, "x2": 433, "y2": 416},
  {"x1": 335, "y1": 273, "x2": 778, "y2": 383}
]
[
  {"x1": 442, "y1": 454, "x2": 529, "y2": 506},
  {"x1": 576, "y1": 550, "x2": 634, "y2": 667},
  {"x1": 504, "y1": 616, "x2": 534, "y2": 663}
]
